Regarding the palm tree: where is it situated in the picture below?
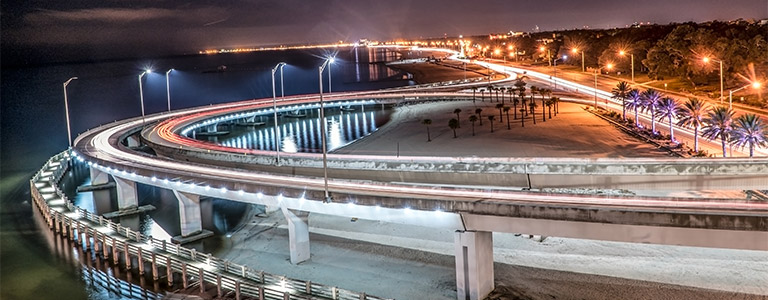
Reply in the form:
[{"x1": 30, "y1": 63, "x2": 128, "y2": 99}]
[
  {"x1": 512, "y1": 97, "x2": 520, "y2": 120},
  {"x1": 731, "y1": 114, "x2": 767, "y2": 157},
  {"x1": 546, "y1": 97, "x2": 556, "y2": 119},
  {"x1": 519, "y1": 108, "x2": 526, "y2": 127},
  {"x1": 518, "y1": 88, "x2": 528, "y2": 116},
  {"x1": 503, "y1": 106, "x2": 511, "y2": 129},
  {"x1": 656, "y1": 97, "x2": 681, "y2": 142},
  {"x1": 677, "y1": 98, "x2": 708, "y2": 152},
  {"x1": 540, "y1": 88, "x2": 548, "y2": 122},
  {"x1": 641, "y1": 88, "x2": 663, "y2": 134},
  {"x1": 468, "y1": 115, "x2": 478, "y2": 136},
  {"x1": 449, "y1": 118, "x2": 459, "y2": 138},
  {"x1": 453, "y1": 108, "x2": 462, "y2": 128},
  {"x1": 480, "y1": 89, "x2": 486, "y2": 102},
  {"x1": 625, "y1": 89, "x2": 643, "y2": 128},
  {"x1": 530, "y1": 86, "x2": 539, "y2": 108},
  {"x1": 471, "y1": 87, "x2": 477, "y2": 103},
  {"x1": 421, "y1": 119, "x2": 432, "y2": 142},
  {"x1": 495, "y1": 103, "x2": 504, "y2": 122},
  {"x1": 475, "y1": 108, "x2": 483, "y2": 126},
  {"x1": 702, "y1": 106, "x2": 735, "y2": 157},
  {"x1": 488, "y1": 115, "x2": 496, "y2": 132},
  {"x1": 529, "y1": 101, "x2": 537, "y2": 124},
  {"x1": 612, "y1": 81, "x2": 631, "y2": 121}
]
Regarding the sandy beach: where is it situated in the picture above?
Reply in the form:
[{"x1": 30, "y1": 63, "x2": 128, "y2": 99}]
[{"x1": 216, "y1": 61, "x2": 766, "y2": 300}]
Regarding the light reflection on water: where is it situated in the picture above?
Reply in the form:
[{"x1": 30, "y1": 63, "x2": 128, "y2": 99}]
[{"x1": 203, "y1": 109, "x2": 390, "y2": 153}]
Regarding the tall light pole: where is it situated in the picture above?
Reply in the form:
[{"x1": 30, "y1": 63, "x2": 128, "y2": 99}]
[
  {"x1": 327, "y1": 56, "x2": 335, "y2": 93},
  {"x1": 539, "y1": 46, "x2": 551, "y2": 66},
  {"x1": 63, "y1": 77, "x2": 78, "y2": 148},
  {"x1": 703, "y1": 57, "x2": 724, "y2": 104},
  {"x1": 619, "y1": 50, "x2": 635, "y2": 83},
  {"x1": 165, "y1": 69, "x2": 174, "y2": 111},
  {"x1": 572, "y1": 48, "x2": 585, "y2": 72},
  {"x1": 729, "y1": 82, "x2": 762, "y2": 110},
  {"x1": 138, "y1": 69, "x2": 152, "y2": 127},
  {"x1": 553, "y1": 55, "x2": 567, "y2": 89},
  {"x1": 271, "y1": 62, "x2": 287, "y2": 164},
  {"x1": 594, "y1": 64, "x2": 613, "y2": 109},
  {"x1": 318, "y1": 57, "x2": 334, "y2": 203},
  {"x1": 280, "y1": 63, "x2": 286, "y2": 98}
]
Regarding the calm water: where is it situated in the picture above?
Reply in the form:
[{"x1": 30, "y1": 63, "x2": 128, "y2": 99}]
[{"x1": 0, "y1": 47, "x2": 411, "y2": 299}]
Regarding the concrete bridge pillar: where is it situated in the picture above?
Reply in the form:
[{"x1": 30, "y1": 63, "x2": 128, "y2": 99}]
[
  {"x1": 89, "y1": 167, "x2": 112, "y2": 214},
  {"x1": 280, "y1": 207, "x2": 310, "y2": 264},
  {"x1": 113, "y1": 177, "x2": 138, "y2": 210},
  {"x1": 172, "y1": 190, "x2": 202, "y2": 237},
  {"x1": 125, "y1": 135, "x2": 141, "y2": 148},
  {"x1": 454, "y1": 230, "x2": 494, "y2": 300}
]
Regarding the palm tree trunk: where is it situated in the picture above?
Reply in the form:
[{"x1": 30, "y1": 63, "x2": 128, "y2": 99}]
[
  {"x1": 541, "y1": 99, "x2": 546, "y2": 122},
  {"x1": 472, "y1": 123, "x2": 475, "y2": 136},
  {"x1": 634, "y1": 108, "x2": 639, "y2": 127},
  {"x1": 513, "y1": 104, "x2": 517, "y2": 119},
  {"x1": 478, "y1": 114, "x2": 482, "y2": 126},
  {"x1": 453, "y1": 129, "x2": 457, "y2": 138},
  {"x1": 721, "y1": 136, "x2": 727, "y2": 157},
  {"x1": 622, "y1": 99, "x2": 626, "y2": 121},
  {"x1": 668, "y1": 114, "x2": 674, "y2": 141},
  {"x1": 456, "y1": 113, "x2": 461, "y2": 128},
  {"x1": 506, "y1": 112, "x2": 511, "y2": 129},
  {"x1": 694, "y1": 126, "x2": 699, "y2": 152},
  {"x1": 750, "y1": 144, "x2": 754, "y2": 158},
  {"x1": 651, "y1": 108, "x2": 656, "y2": 134}
]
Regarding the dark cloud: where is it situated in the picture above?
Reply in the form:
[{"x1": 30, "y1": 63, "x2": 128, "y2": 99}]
[{"x1": 2, "y1": 0, "x2": 766, "y2": 65}]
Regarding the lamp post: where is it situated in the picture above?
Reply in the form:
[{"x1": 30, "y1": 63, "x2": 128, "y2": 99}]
[
  {"x1": 327, "y1": 57, "x2": 335, "y2": 93},
  {"x1": 271, "y1": 62, "x2": 287, "y2": 164},
  {"x1": 553, "y1": 55, "x2": 567, "y2": 89},
  {"x1": 138, "y1": 69, "x2": 152, "y2": 127},
  {"x1": 318, "y1": 57, "x2": 334, "y2": 203},
  {"x1": 572, "y1": 48, "x2": 585, "y2": 72},
  {"x1": 593, "y1": 64, "x2": 613, "y2": 109},
  {"x1": 165, "y1": 69, "x2": 173, "y2": 111},
  {"x1": 703, "y1": 57, "x2": 724, "y2": 104},
  {"x1": 618, "y1": 50, "x2": 634, "y2": 83},
  {"x1": 63, "y1": 77, "x2": 78, "y2": 148},
  {"x1": 729, "y1": 82, "x2": 762, "y2": 110}
]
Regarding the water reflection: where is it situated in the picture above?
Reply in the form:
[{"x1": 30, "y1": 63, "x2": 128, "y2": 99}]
[{"x1": 201, "y1": 108, "x2": 391, "y2": 153}]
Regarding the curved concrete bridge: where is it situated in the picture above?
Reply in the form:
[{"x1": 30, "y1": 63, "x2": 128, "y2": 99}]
[{"x1": 74, "y1": 89, "x2": 768, "y2": 300}]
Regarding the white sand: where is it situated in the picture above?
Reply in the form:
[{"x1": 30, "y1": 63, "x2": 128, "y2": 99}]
[{"x1": 217, "y1": 99, "x2": 767, "y2": 299}]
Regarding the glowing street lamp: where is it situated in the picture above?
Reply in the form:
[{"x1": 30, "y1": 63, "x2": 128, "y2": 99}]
[
  {"x1": 729, "y1": 81, "x2": 762, "y2": 110},
  {"x1": 165, "y1": 69, "x2": 174, "y2": 111},
  {"x1": 63, "y1": 77, "x2": 78, "y2": 148},
  {"x1": 318, "y1": 57, "x2": 335, "y2": 203},
  {"x1": 327, "y1": 57, "x2": 336, "y2": 93},
  {"x1": 271, "y1": 62, "x2": 287, "y2": 164},
  {"x1": 572, "y1": 48, "x2": 585, "y2": 72},
  {"x1": 594, "y1": 64, "x2": 613, "y2": 109},
  {"x1": 138, "y1": 69, "x2": 152, "y2": 127},
  {"x1": 702, "y1": 56, "x2": 724, "y2": 104},
  {"x1": 618, "y1": 50, "x2": 634, "y2": 83}
]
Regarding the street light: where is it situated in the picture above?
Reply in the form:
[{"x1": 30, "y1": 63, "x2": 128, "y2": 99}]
[
  {"x1": 138, "y1": 69, "x2": 152, "y2": 127},
  {"x1": 165, "y1": 69, "x2": 174, "y2": 111},
  {"x1": 327, "y1": 56, "x2": 336, "y2": 93},
  {"x1": 618, "y1": 50, "x2": 634, "y2": 83},
  {"x1": 729, "y1": 82, "x2": 761, "y2": 110},
  {"x1": 703, "y1": 57, "x2": 724, "y2": 104},
  {"x1": 63, "y1": 77, "x2": 78, "y2": 148},
  {"x1": 572, "y1": 48, "x2": 585, "y2": 72},
  {"x1": 594, "y1": 64, "x2": 613, "y2": 109},
  {"x1": 271, "y1": 62, "x2": 287, "y2": 164},
  {"x1": 318, "y1": 57, "x2": 335, "y2": 203},
  {"x1": 553, "y1": 55, "x2": 567, "y2": 89}
]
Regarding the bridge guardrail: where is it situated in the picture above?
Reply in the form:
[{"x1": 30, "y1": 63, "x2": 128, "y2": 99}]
[{"x1": 31, "y1": 149, "x2": 390, "y2": 300}]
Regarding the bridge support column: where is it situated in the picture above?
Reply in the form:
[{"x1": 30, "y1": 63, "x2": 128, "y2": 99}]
[
  {"x1": 454, "y1": 230, "x2": 494, "y2": 300},
  {"x1": 173, "y1": 190, "x2": 202, "y2": 237},
  {"x1": 280, "y1": 207, "x2": 310, "y2": 264},
  {"x1": 113, "y1": 177, "x2": 138, "y2": 210},
  {"x1": 89, "y1": 167, "x2": 112, "y2": 214},
  {"x1": 125, "y1": 135, "x2": 141, "y2": 148}
]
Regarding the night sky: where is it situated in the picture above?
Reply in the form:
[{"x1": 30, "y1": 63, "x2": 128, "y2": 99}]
[{"x1": 2, "y1": 0, "x2": 766, "y2": 64}]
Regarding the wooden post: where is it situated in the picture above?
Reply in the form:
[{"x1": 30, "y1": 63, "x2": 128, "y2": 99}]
[
  {"x1": 284, "y1": 292, "x2": 290, "y2": 300},
  {"x1": 162, "y1": 240, "x2": 167, "y2": 252},
  {"x1": 216, "y1": 275, "x2": 222, "y2": 298},
  {"x1": 137, "y1": 248, "x2": 144, "y2": 275},
  {"x1": 166, "y1": 257, "x2": 173, "y2": 286},
  {"x1": 258, "y1": 286, "x2": 264, "y2": 300},
  {"x1": 360, "y1": 292, "x2": 366, "y2": 300},
  {"x1": 93, "y1": 231, "x2": 100, "y2": 253},
  {"x1": 124, "y1": 242, "x2": 131, "y2": 269},
  {"x1": 241, "y1": 265, "x2": 246, "y2": 278},
  {"x1": 102, "y1": 235, "x2": 108, "y2": 258},
  {"x1": 199, "y1": 267, "x2": 205, "y2": 294},
  {"x1": 182, "y1": 262, "x2": 188, "y2": 288},
  {"x1": 151, "y1": 253, "x2": 158, "y2": 280},
  {"x1": 235, "y1": 280, "x2": 241, "y2": 300},
  {"x1": 306, "y1": 281, "x2": 312, "y2": 294},
  {"x1": 112, "y1": 237, "x2": 119, "y2": 264}
]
